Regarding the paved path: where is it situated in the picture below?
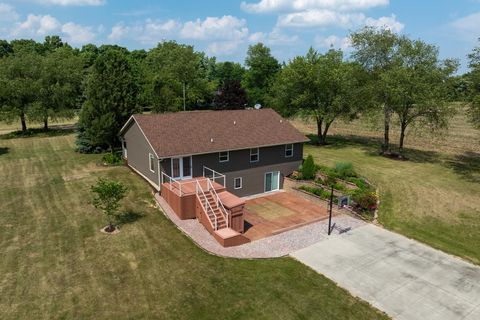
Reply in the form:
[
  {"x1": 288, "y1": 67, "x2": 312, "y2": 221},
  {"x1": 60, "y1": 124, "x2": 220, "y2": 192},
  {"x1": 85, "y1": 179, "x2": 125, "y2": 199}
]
[
  {"x1": 291, "y1": 224, "x2": 480, "y2": 320},
  {"x1": 155, "y1": 193, "x2": 365, "y2": 258}
]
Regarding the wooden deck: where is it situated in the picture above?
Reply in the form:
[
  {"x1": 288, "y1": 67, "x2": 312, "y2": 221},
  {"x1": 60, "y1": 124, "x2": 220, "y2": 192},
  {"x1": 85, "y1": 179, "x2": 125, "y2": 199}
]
[{"x1": 243, "y1": 192, "x2": 332, "y2": 241}]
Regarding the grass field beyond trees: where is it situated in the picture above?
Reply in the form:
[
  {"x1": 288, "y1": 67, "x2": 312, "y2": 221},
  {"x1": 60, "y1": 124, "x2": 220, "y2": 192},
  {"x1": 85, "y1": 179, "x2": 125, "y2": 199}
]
[
  {"x1": 0, "y1": 133, "x2": 387, "y2": 319},
  {"x1": 296, "y1": 108, "x2": 480, "y2": 265}
]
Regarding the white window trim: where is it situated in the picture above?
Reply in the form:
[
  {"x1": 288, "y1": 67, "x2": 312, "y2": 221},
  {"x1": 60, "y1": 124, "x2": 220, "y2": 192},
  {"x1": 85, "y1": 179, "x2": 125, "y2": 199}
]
[
  {"x1": 250, "y1": 147, "x2": 259, "y2": 163},
  {"x1": 285, "y1": 144, "x2": 293, "y2": 158},
  {"x1": 149, "y1": 153, "x2": 155, "y2": 173},
  {"x1": 219, "y1": 151, "x2": 229, "y2": 163},
  {"x1": 234, "y1": 177, "x2": 243, "y2": 190}
]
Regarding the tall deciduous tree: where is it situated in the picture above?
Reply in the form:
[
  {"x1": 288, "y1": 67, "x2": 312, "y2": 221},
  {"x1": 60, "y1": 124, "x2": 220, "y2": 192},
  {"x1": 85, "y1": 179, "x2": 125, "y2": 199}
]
[
  {"x1": 78, "y1": 48, "x2": 139, "y2": 152},
  {"x1": 384, "y1": 38, "x2": 458, "y2": 153},
  {"x1": 213, "y1": 80, "x2": 248, "y2": 110},
  {"x1": 243, "y1": 43, "x2": 280, "y2": 107},
  {"x1": 350, "y1": 27, "x2": 401, "y2": 153},
  {"x1": 141, "y1": 41, "x2": 212, "y2": 112},
  {"x1": 467, "y1": 39, "x2": 480, "y2": 129},
  {"x1": 31, "y1": 46, "x2": 83, "y2": 130},
  {"x1": 0, "y1": 52, "x2": 41, "y2": 132},
  {"x1": 273, "y1": 48, "x2": 371, "y2": 145}
]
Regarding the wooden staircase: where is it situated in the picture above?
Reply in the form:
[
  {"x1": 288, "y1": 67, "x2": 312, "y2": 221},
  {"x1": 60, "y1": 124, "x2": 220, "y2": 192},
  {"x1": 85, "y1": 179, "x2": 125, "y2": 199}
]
[{"x1": 200, "y1": 190, "x2": 227, "y2": 230}]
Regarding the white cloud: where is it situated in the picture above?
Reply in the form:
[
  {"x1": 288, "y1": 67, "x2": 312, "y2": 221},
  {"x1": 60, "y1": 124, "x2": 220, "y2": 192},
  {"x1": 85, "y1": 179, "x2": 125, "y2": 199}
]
[
  {"x1": 207, "y1": 41, "x2": 242, "y2": 55},
  {"x1": 180, "y1": 16, "x2": 249, "y2": 41},
  {"x1": 0, "y1": 3, "x2": 19, "y2": 22},
  {"x1": 365, "y1": 14, "x2": 404, "y2": 32},
  {"x1": 278, "y1": 9, "x2": 365, "y2": 28},
  {"x1": 34, "y1": 0, "x2": 105, "y2": 6},
  {"x1": 277, "y1": 9, "x2": 403, "y2": 32},
  {"x1": 451, "y1": 11, "x2": 480, "y2": 41},
  {"x1": 12, "y1": 14, "x2": 60, "y2": 36},
  {"x1": 108, "y1": 19, "x2": 180, "y2": 44},
  {"x1": 61, "y1": 22, "x2": 96, "y2": 43},
  {"x1": 241, "y1": 0, "x2": 388, "y2": 13},
  {"x1": 314, "y1": 34, "x2": 351, "y2": 49},
  {"x1": 247, "y1": 27, "x2": 300, "y2": 46}
]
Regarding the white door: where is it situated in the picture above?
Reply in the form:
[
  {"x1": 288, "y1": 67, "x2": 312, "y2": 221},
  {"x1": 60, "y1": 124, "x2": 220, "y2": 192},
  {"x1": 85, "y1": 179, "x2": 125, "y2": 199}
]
[
  {"x1": 171, "y1": 156, "x2": 192, "y2": 180},
  {"x1": 265, "y1": 171, "x2": 280, "y2": 192}
]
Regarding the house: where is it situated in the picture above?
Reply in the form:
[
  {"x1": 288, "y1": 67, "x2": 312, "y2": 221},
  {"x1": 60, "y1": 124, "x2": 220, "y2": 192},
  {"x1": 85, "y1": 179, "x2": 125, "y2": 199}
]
[{"x1": 119, "y1": 108, "x2": 308, "y2": 246}]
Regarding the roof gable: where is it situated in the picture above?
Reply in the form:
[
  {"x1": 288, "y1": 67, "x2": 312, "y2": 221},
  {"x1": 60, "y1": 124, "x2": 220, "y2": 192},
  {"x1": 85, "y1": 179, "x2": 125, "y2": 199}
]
[{"x1": 126, "y1": 109, "x2": 308, "y2": 158}]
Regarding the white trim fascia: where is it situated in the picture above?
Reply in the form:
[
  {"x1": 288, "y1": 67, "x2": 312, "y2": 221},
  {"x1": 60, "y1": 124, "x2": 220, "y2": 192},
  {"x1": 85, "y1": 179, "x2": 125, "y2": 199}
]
[{"x1": 120, "y1": 116, "x2": 160, "y2": 159}]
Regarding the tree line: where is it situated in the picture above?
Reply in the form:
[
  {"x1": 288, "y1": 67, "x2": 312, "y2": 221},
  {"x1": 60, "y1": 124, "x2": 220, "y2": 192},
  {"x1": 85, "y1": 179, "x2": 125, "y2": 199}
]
[{"x1": 0, "y1": 29, "x2": 479, "y2": 155}]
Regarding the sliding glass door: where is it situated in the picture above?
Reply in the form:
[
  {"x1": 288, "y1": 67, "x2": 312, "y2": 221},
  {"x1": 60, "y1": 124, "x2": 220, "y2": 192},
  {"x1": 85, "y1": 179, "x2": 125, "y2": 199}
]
[{"x1": 265, "y1": 171, "x2": 280, "y2": 192}]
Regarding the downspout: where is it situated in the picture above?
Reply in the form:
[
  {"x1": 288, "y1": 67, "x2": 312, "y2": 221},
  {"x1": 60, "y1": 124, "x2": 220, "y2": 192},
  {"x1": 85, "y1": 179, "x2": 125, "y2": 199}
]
[{"x1": 157, "y1": 158, "x2": 164, "y2": 193}]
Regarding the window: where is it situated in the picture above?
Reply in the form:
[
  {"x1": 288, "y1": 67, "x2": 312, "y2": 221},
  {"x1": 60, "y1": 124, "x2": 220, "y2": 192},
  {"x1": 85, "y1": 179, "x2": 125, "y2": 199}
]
[
  {"x1": 219, "y1": 151, "x2": 229, "y2": 162},
  {"x1": 285, "y1": 144, "x2": 293, "y2": 157},
  {"x1": 234, "y1": 177, "x2": 243, "y2": 189},
  {"x1": 250, "y1": 148, "x2": 259, "y2": 163},
  {"x1": 149, "y1": 153, "x2": 155, "y2": 172}
]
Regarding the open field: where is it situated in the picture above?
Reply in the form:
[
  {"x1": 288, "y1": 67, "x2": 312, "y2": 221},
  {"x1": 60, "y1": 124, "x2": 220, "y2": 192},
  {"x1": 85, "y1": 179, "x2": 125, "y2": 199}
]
[
  {"x1": 295, "y1": 108, "x2": 480, "y2": 264},
  {"x1": 0, "y1": 133, "x2": 387, "y2": 319}
]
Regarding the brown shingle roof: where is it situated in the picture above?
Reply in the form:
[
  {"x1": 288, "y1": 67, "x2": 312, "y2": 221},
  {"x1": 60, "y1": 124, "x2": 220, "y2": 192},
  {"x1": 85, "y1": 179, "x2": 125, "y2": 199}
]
[{"x1": 128, "y1": 108, "x2": 308, "y2": 158}]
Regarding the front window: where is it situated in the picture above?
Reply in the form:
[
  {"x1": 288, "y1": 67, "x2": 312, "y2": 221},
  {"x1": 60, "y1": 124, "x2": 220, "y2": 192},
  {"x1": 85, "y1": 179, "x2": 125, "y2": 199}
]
[
  {"x1": 285, "y1": 144, "x2": 293, "y2": 157},
  {"x1": 250, "y1": 148, "x2": 259, "y2": 163},
  {"x1": 149, "y1": 153, "x2": 155, "y2": 172},
  {"x1": 219, "y1": 151, "x2": 229, "y2": 162},
  {"x1": 234, "y1": 177, "x2": 242, "y2": 189}
]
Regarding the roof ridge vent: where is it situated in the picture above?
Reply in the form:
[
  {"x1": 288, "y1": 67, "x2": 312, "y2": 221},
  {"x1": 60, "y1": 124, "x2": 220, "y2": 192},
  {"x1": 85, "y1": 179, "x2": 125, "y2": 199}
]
[
  {"x1": 234, "y1": 120, "x2": 236, "y2": 125},
  {"x1": 210, "y1": 138, "x2": 214, "y2": 143}
]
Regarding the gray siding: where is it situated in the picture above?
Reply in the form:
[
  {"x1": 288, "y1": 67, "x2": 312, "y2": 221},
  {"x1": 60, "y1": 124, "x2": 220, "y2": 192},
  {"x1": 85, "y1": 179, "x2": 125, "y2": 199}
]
[
  {"x1": 161, "y1": 143, "x2": 303, "y2": 196},
  {"x1": 123, "y1": 121, "x2": 160, "y2": 189}
]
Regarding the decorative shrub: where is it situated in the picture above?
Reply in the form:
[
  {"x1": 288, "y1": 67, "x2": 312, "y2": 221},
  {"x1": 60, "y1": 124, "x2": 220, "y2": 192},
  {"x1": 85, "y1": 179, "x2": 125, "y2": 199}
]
[
  {"x1": 299, "y1": 185, "x2": 337, "y2": 202},
  {"x1": 334, "y1": 162, "x2": 356, "y2": 179},
  {"x1": 352, "y1": 189, "x2": 378, "y2": 211},
  {"x1": 102, "y1": 152, "x2": 123, "y2": 165},
  {"x1": 301, "y1": 155, "x2": 316, "y2": 180}
]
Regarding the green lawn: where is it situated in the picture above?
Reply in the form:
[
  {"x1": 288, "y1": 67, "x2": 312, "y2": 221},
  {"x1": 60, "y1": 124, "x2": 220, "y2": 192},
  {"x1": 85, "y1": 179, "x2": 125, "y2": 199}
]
[
  {"x1": 298, "y1": 110, "x2": 480, "y2": 265},
  {"x1": 0, "y1": 134, "x2": 387, "y2": 319}
]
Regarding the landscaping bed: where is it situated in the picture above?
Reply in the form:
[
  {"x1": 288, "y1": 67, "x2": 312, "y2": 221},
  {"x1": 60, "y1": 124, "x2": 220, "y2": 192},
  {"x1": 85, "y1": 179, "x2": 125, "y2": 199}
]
[{"x1": 290, "y1": 156, "x2": 378, "y2": 221}]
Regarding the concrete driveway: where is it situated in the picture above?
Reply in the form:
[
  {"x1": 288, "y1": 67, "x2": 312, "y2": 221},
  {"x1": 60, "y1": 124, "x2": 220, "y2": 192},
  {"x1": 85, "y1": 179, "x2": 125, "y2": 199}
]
[{"x1": 291, "y1": 224, "x2": 480, "y2": 320}]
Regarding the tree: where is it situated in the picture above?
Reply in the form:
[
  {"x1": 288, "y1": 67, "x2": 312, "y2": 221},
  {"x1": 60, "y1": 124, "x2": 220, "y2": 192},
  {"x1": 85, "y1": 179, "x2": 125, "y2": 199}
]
[
  {"x1": 31, "y1": 46, "x2": 83, "y2": 130},
  {"x1": 91, "y1": 178, "x2": 128, "y2": 233},
  {"x1": 212, "y1": 61, "x2": 245, "y2": 86},
  {"x1": 0, "y1": 52, "x2": 41, "y2": 132},
  {"x1": 78, "y1": 47, "x2": 139, "y2": 152},
  {"x1": 141, "y1": 41, "x2": 212, "y2": 112},
  {"x1": 243, "y1": 43, "x2": 280, "y2": 107},
  {"x1": 383, "y1": 38, "x2": 458, "y2": 153},
  {"x1": 274, "y1": 48, "x2": 371, "y2": 145},
  {"x1": 0, "y1": 40, "x2": 13, "y2": 58},
  {"x1": 213, "y1": 80, "x2": 248, "y2": 110},
  {"x1": 467, "y1": 39, "x2": 480, "y2": 129},
  {"x1": 43, "y1": 35, "x2": 65, "y2": 52},
  {"x1": 350, "y1": 27, "x2": 401, "y2": 153},
  {"x1": 301, "y1": 155, "x2": 316, "y2": 180}
]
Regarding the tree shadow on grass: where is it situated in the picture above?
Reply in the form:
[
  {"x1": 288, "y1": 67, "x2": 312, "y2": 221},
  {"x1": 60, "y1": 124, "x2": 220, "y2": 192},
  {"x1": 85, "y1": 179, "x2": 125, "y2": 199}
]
[
  {"x1": 0, "y1": 127, "x2": 75, "y2": 140},
  {"x1": 117, "y1": 210, "x2": 145, "y2": 227},
  {"x1": 0, "y1": 147, "x2": 9, "y2": 156},
  {"x1": 445, "y1": 152, "x2": 480, "y2": 183}
]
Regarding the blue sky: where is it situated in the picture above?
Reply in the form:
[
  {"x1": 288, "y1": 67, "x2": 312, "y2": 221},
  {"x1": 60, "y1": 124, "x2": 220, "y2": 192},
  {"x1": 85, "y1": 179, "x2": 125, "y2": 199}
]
[{"x1": 0, "y1": 0, "x2": 479, "y2": 72}]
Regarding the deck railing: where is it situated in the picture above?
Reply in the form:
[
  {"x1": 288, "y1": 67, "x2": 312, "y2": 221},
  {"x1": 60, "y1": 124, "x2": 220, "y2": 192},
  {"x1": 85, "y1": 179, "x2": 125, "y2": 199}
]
[
  {"x1": 161, "y1": 172, "x2": 182, "y2": 195},
  {"x1": 203, "y1": 166, "x2": 226, "y2": 186},
  {"x1": 195, "y1": 179, "x2": 218, "y2": 230},
  {"x1": 206, "y1": 178, "x2": 229, "y2": 228}
]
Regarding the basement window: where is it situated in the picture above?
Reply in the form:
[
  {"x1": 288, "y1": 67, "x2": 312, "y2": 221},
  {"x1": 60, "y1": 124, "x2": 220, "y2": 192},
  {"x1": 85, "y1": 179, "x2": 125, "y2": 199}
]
[
  {"x1": 234, "y1": 177, "x2": 243, "y2": 189},
  {"x1": 219, "y1": 151, "x2": 229, "y2": 162},
  {"x1": 285, "y1": 144, "x2": 293, "y2": 157},
  {"x1": 250, "y1": 148, "x2": 259, "y2": 163},
  {"x1": 149, "y1": 153, "x2": 155, "y2": 173}
]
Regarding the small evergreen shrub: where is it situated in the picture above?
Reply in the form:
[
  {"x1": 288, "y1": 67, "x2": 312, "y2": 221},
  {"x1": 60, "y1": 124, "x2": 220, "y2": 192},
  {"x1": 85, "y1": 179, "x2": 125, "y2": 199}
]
[{"x1": 301, "y1": 155, "x2": 316, "y2": 180}]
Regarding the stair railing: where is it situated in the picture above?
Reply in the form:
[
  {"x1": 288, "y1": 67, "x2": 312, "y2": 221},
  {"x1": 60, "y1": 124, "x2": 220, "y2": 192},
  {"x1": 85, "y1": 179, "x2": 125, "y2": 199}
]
[
  {"x1": 195, "y1": 179, "x2": 218, "y2": 230},
  {"x1": 206, "y1": 178, "x2": 229, "y2": 228}
]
